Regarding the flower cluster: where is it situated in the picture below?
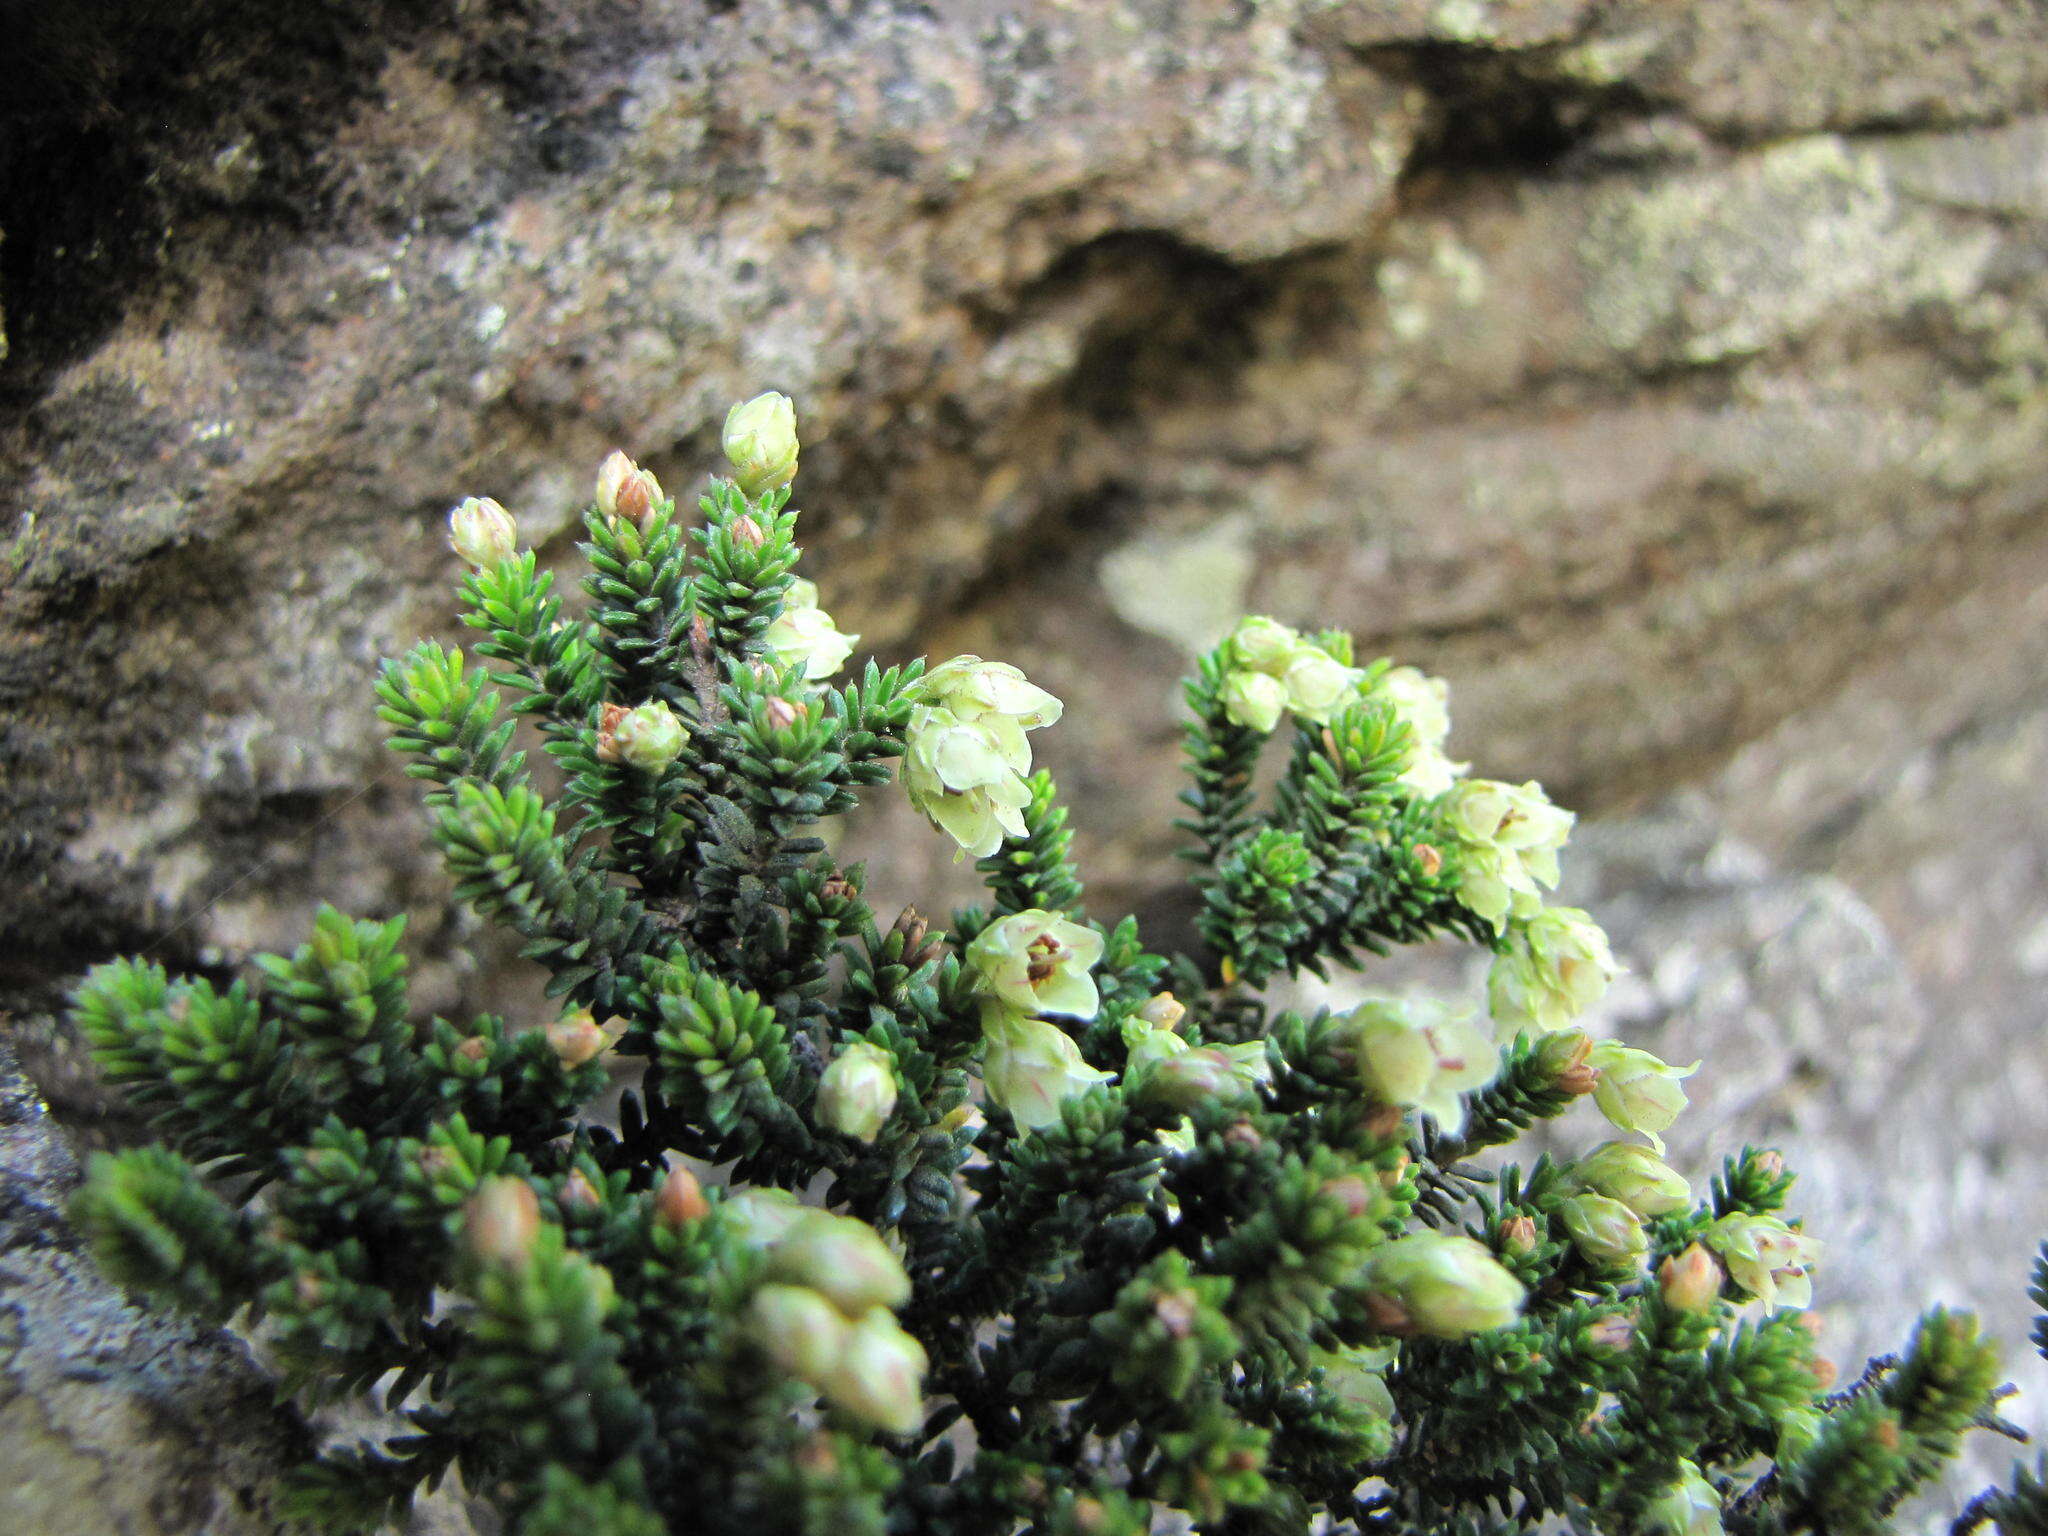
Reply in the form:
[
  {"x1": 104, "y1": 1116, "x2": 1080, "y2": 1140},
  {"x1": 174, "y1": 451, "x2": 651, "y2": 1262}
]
[
  {"x1": 1217, "y1": 616, "x2": 1361, "y2": 733},
  {"x1": 66, "y1": 392, "x2": 2008, "y2": 1536},
  {"x1": 736, "y1": 1193, "x2": 928, "y2": 1433},
  {"x1": 901, "y1": 657, "x2": 1064, "y2": 858}
]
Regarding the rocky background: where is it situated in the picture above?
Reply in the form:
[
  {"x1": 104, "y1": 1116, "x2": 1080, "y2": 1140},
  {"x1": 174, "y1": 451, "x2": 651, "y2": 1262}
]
[{"x1": 5, "y1": 0, "x2": 2048, "y2": 1528}]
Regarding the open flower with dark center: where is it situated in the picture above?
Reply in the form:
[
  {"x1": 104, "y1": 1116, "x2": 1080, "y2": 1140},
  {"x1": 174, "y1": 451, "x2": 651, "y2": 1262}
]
[{"x1": 964, "y1": 908, "x2": 1105, "y2": 1020}]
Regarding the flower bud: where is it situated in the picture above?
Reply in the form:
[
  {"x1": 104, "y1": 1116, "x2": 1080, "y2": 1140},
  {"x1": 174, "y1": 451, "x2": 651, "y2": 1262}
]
[
  {"x1": 765, "y1": 1212, "x2": 912, "y2": 1316},
  {"x1": 1572, "y1": 1142, "x2": 1691, "y2": 1217},
  {"x1": 559, "y1": 1168, "x2": 602, "y2": 1211},
  {"x1": 465, "y1": 1177, "x2": 540, "y2": 1267},
  {"x1": 1221, "y1": 670, "x2": 1287, "y2": 734},
  {"x1": 723, "y1": 391, "x2": 800, "y2": 498},
  {"x1": 1281, "y1": 646, "x2": 1358, "y2": 723},
  {"x1": 1227, "y1": 616, "x2": 1301, "y2": 673},
  {"x1": 722, "y1": 1186, "x2": 808, "y2": 1248},
  {"x1": 819, "y1": 1307, "x2": 927, "y2": 1435},
  {"x1": 1136, "y1": 1046, "x2": 1258, "y2": 1113},
  {"x1": 546, "y1": 1008, "x2": 608, "y2": 1069},
  {"x1": 764, "y1": 696, "x2": 806, "y2": 731},
  {"x1": 1555, "y1": 1192, "x2": 1648, "y2": 1269},
  {"x1": 1582, "y1": 1313, "x2": 1636, "y2": 1353},
  {"x1": 817, "y1": 1041, "x2": 899, "y2": 1144},
  {"x1": 1587, "y1": 1043, "x2": 1697, "y2": 1154},
  {"x1": 1658, "y1": 1244, "x2": 1724, "y2": 1313},
  {"x1": 1642, "y1": 1461, "x2": 1724, "y2": 1536},
  {"x1": 455, "y1": 1035, "x2": 490, "y2": 1064},
  {"x1": 654, "y1": 1164, "x2": 710, "y2": 1227},
  {"x1": 1137, "y1": 992, "x2": 1187, "y2": 1032},
  {"x1": 595, "y1": 450, "x2": 663, "y2": 526},
  {"x1": 448, "y1": 496, "x2": 517, "y2": 569},
  {"x1": 731, "y1": 513, "x2": 767, "y2": 548},
  {"x1": 1360, "y1": 1232, "x2": 1525, "y2": 1339},
  {"x1": 600, "y1": 701, "x2": 686, "y2": 775},
  {"x1": 1497, "y1": 1214, "x2": 1539, "y2": 1257},
  {"x1": 749, "y1": 1283, "x2": 852, "y2": 1383}
]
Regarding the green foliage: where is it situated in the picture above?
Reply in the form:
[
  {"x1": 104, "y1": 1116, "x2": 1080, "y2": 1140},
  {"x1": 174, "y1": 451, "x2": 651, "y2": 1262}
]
[{"x1": 65, "y1": 422, "x2": 2031, "y2": 1536}]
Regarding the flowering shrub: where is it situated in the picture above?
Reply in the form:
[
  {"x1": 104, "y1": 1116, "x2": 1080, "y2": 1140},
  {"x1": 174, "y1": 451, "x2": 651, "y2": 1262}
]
[{"x1": 63, "y1": 394, "x2": 2048, "y2": 1535}]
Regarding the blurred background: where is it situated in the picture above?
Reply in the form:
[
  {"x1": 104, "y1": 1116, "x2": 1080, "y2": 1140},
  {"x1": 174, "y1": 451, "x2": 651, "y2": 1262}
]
[{"x1": 5, "y1": 1, "x2": 2048, "y2": 1528}]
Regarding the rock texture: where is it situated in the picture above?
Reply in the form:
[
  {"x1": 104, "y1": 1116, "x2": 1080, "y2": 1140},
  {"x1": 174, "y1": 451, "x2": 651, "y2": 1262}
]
[
  {"x1": 5, "y1": 0, "x2": 2048, "y2": 1524},
  {"x1": 0, "y1": 1040, "x2": 312, "y2": 1534}
]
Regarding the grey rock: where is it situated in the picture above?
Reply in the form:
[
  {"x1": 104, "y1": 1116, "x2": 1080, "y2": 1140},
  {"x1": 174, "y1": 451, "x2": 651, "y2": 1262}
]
[{"x1": 0, "y1": 1039, "x2": 312, "y2": 1534}]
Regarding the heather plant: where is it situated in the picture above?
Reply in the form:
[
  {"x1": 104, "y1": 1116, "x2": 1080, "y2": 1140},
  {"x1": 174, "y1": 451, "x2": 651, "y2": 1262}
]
[{"x1": 63, "y1": 395, "x2": 2048, "y2": 1535}]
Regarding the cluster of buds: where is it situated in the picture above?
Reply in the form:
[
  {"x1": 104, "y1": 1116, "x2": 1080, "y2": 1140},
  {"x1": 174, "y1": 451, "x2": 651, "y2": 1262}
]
[
  {"x1": 902, "y1": 656, "x2": 1064, "y2": 859},
  {"x1": 964, "y1": 909, "x2": 1112, "y2": 1130},
  {"x1": 1349, "y1": 995, "x2": 1500, "y2": 1137},
  {"x1": 1216, "y1": 616, "x2": 1360, "y2": 734},
  {"x1": 1487, "y1": 906, "x2": 1621, "y2": 1035},
  {"x1": 595, "y1": 700, "x2": 687, "y2": 775},
  {"x1": 595, "y1": 450, "x2": 665, "y2": 527},
  {"x1": 815, "y1": 1041, "x2": 900, "y2": 1144},
  {"x1": 760, "y1": 577, "x2": 858, "y2": 681},
  {"x1": 723, "y1": 391, "x2": 800, "y2": 500},
  {"x1": 448, "y1": 496, "x2": 518, "y2": 569},
  {"x1": 1372, "y1": 664, "x2": 1468, "y2": 797},
  {"x1": 1357, "y1": 1231, "x2": 1527, "y2": 1338},
  {"x1": 1703, "y1": 1212, "x2": 1823, "y2": 1312},
  {"x1": 1440, "y1": 778, "x2": 1574, "y2": 931},
  {"x1": 740, "y1": 1201, "x2": 927, "y2": 1433}
]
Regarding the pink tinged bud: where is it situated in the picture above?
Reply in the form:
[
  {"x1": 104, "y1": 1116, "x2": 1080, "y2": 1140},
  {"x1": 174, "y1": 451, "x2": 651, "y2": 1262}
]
[
  {"x1": 604, "y1": 701, "x2": 686, "y2": 775},
  {"x1": 448, "y1": 496, "x2": 518, "y2": 569},
  {"x1": 465, "y1": 1177, "x2": 541, "y2": 1267},
  {"x1": 764, "y1": 696, "x2": 805, "y2": 731},
  {"x1": 1322, "y1": 1176, "x2": 1375, "y2": 1219},
  {"x1": 546, "y1": 1010, "x2": 608, "y2": 1069},
  {"x1": 1556, "y1": 1192, "x2": 1648, "y2": 1268},
  {"x1": 819, "y1": 1308, "x2": 928, "y2": 1435},
  {"x1": 1414, "y1": 843, "x2": 1444, "y2": 878},
  {"x1": 595, "y1": 450, "x2": 662, "y2": 526},
  {"x1": 749, "y1": 1283, "x2": 852, "y2": 1383},
  {"x1": 654, "y1": 1165, "x2": 710, "y2": 1227},
  {"x1": 731, "y1": 514, "x2": 767, "y2": 549},
  {"x1": 1498, "y1": 1214, "x2": 1539, "y2": 1257},
  {"x1": 455, "y1": 1036, "x2": 490, "y2": 1064},
  {"x1": 1659, "y1": 1244, "x2": 1724, "y2": 1313},
  {"x1": 560, "y1": 1168, "x2": 602, "y2": 1211}
]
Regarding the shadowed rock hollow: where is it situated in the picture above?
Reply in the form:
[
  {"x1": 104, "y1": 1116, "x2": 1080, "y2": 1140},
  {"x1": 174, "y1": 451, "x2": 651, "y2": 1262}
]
[{"x1": 4, "y1": 1, "x2": 2048, "y2": 1524}]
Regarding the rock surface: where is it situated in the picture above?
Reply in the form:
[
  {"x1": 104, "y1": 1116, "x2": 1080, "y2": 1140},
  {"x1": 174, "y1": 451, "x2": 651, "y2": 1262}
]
[
  {"x1": 0, "y1": 1040, "x2": 311, "y2": 1534},
  {"x1": 4, "y1": 0, "x2": 2048, "y2": 1526}
]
